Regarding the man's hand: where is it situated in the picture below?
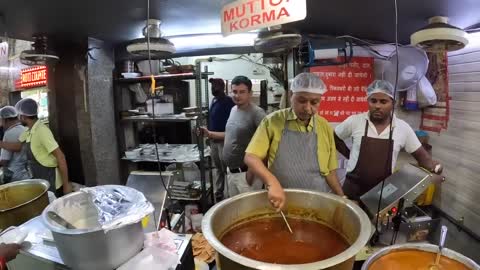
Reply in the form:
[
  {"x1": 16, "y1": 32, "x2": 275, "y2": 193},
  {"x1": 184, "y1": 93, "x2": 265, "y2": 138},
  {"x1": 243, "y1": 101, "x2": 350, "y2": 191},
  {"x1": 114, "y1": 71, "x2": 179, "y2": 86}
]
[
  {"x1": 197, "y1": 127, "x2": 210, "y2": 138},
  {"x1": 62, "y1": 182, "x2": 73, "y2": 194},
  {"x1": 0, "y1": 243, "x2": 21, "y2": 262},
  {"x1": 266, "y1": 180, "x2": 285, "y2": 211},
  {"x1": 432, "y1": 161, "x2": 443, "y2": 174}
]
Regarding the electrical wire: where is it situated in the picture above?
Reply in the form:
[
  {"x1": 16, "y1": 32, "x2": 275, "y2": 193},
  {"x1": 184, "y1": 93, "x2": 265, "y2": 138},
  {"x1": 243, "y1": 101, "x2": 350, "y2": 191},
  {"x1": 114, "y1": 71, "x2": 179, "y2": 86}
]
[
  {"x1": 336, "y1": 35, "x2": 408, "y2": 60},
  {"x1": 373, "y1": 0, "x2": 400, "y2": 242},
  {"x1": 212, "y1": 54, "x2": 274, "y2": 72},
  {"x1": 145, "y1": 0, "x2": 173, "y2": 231},
  {"x1": 208, "y1": 54, "x2": 286, "y2": 87}
]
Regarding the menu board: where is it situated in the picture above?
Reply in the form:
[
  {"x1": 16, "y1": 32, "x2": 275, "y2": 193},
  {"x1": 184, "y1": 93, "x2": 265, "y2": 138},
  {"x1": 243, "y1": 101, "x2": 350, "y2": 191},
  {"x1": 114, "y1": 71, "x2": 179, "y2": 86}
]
[{"x1": 310, "y1": 57, "x2": 374, "y2": 122}]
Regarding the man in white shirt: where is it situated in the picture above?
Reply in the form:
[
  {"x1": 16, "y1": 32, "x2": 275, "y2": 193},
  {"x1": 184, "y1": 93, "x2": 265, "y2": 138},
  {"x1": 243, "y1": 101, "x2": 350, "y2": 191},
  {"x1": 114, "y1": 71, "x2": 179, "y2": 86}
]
[{"x1": 334, "y1": 80, "x2": 442, "y2": 200}]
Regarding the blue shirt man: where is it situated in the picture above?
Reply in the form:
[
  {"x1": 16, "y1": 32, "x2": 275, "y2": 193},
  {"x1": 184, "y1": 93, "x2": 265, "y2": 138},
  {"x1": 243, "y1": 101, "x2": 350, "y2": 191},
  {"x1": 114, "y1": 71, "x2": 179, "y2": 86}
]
[
  {"x1": 209, "y1": 96, "x2": 235, "y2": 132},
  {"x1": 203, "y1": 78, "x2": 234, "y2": 201}
]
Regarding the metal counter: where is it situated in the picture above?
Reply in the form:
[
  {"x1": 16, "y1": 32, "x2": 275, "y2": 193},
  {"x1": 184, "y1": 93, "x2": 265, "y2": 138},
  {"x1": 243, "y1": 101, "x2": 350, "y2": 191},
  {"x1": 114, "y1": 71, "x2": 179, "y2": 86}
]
[{"x1": 3, "y1": 216, "x2": 192, "y2": 270}]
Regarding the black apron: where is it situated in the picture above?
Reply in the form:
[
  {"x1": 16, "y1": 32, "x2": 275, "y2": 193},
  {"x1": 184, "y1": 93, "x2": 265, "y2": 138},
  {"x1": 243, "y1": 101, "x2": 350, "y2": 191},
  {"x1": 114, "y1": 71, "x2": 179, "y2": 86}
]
[
  {"x1": 343, "y1": 120, "x2": 394, "y2": 200},
  {"x1": 26, "y1": 142, "x2": 57, "y2": 192}
]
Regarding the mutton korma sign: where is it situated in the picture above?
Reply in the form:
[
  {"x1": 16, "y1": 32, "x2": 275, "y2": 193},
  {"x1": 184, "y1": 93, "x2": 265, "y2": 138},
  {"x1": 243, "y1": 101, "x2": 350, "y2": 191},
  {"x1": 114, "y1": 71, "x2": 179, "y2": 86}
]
[{"x1": 221, "y1": 0, "x2": 307, "y2": 35}]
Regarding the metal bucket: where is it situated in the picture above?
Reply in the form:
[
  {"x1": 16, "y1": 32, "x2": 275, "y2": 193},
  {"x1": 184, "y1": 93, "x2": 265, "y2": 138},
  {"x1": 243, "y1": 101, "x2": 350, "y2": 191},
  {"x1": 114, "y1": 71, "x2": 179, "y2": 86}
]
[
  {"x1": 0, "y1": 179, "x2": 50, "y2": 230},
  {"x1": 202, "y1": 189, "x2": 372, "y2": 270},
  {"x1": 42, "y1": 190, "x2": 145, "y2": 270},
  {"x1": 361, "y1": 243, "x2": 480, "y2": 270}
]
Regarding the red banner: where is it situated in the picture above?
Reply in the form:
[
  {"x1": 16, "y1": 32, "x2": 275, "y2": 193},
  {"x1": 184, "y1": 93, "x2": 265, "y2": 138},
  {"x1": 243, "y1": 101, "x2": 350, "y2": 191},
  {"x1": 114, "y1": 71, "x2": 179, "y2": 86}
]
[
  {"x1": 310, "y1": 57, "x2": 374, "y2": 122},
  {"x1": 19, "y1": 66, "x2": 48, "y2": 89}
]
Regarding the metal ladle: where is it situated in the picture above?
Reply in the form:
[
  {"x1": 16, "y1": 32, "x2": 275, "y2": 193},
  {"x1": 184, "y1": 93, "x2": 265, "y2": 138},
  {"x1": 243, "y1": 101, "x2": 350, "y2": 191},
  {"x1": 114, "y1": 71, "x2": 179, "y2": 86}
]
[
  {"x1": 266, "y1": 185, "x2": 293, "y2": 234},
  {"x1": 279, "y1": 210, "x2": 293, "y2": 234},
  {"x1": 47, "y1": 211, "x2": 77, "y2": 229},
  {"x1": 429, "y1": 225, "x2": 448, "y2": 270}
]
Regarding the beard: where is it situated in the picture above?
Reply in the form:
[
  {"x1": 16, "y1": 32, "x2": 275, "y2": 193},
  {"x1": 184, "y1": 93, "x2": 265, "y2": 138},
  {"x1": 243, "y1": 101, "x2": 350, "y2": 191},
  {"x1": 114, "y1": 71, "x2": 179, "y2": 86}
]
[{"x1": 370, "y1": 110, "x2": 390, "y2": 123}]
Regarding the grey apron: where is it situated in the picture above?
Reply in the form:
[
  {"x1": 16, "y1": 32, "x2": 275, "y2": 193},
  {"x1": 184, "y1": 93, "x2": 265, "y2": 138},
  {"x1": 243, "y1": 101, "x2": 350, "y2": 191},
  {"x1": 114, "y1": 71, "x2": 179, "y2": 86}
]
[
  {"x1": 26, "y1": 142, "x2": 56, "y2": 192},
  {"x1": 269, "y1": 113, "x2": 331, "y2": 192}
]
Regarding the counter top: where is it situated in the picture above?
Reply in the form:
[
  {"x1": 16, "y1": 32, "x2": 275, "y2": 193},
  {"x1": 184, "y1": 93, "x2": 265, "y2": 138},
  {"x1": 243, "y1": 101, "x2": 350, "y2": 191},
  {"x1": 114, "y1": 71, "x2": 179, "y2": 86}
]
[{"x1": 2, "y1": 216, "x2": 192, "y2": 269}]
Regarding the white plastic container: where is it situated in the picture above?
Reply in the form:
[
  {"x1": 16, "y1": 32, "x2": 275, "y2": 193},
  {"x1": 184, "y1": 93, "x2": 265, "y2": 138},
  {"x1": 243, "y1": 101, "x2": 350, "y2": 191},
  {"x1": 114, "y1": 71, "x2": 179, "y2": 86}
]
[
  {"x1": 125, "y1": 151, "x2": 139, "y2": 159},
  {"x1": 191, "y1": 214, "x2": 203, "y2": 232}
]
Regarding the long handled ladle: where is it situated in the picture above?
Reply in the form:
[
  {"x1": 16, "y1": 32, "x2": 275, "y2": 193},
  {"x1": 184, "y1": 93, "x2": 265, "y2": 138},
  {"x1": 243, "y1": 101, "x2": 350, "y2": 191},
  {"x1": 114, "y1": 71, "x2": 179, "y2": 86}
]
[
  {"x1": 266, "y1": 186, "x2": 293, "y2": 234},
  {"x1": 429, "y1": 225, "x2": 448, "y2": 270},
  {"x1": 279, "y1": 210, "x2": 293, "y2": 234}
]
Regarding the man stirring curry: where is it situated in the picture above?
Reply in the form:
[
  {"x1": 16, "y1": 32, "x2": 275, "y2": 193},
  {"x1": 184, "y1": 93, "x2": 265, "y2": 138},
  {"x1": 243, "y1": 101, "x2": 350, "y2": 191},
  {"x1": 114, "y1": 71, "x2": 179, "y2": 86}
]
[{"x1": 244, "y1": 73, "x2": 345, "y2": 210}]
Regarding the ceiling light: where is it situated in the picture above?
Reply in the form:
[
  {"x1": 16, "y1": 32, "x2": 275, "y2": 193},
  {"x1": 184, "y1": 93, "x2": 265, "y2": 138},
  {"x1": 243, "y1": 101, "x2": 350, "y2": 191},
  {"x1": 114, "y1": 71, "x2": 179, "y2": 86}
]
[{"x1": 167, "y1": 33, "x2": 257, "y2": 52}]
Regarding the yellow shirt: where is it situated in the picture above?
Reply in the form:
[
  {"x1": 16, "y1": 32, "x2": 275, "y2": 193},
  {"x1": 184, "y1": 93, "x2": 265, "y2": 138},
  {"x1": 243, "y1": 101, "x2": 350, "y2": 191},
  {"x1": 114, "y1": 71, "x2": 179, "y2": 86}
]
[
  {"x1": 246, "y1": 109, "x2": 338, "y2": 176},
  {"x1": 19, "y1": 120, "x2": 62, "y2": 188}
]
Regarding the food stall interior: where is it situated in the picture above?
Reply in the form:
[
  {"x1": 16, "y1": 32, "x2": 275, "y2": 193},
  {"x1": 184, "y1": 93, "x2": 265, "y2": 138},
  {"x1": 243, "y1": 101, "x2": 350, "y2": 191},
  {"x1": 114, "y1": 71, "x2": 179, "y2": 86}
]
[{"x1": 0, "y1": 0, "x2": 479, "y2": 269}]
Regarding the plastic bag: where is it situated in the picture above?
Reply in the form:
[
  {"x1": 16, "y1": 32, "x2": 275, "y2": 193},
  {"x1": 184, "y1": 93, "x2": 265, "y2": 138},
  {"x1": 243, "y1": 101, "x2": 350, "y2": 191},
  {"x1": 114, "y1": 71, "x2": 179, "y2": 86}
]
[
  {"x1": 80, "y1": 185, "x2": 154, "y2": 231},
  {"x1": 118, "y1": 229, "x2": 179, "y2": 270},
  {"x1": 117, "y1": 246, "x2": 178, "y2": 270},
  {"x1": 128, "y1": 83, "x2": 148, "y2": 104},
  {"x1": 417, "y1": 77, "x2": 437, "y2": 108}
]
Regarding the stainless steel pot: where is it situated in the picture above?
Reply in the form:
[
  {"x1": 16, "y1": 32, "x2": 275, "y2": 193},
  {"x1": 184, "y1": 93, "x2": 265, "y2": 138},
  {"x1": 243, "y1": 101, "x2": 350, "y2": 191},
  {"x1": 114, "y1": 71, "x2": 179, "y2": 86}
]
[
  {"x1": 361, "y1": 243, "x2": 480, "y2": 270},
  {"x1": 0, "y1": 179, "x2": 50, "y2": 230},
  {"x1": 202, "y1": 189, "x2": 372, "y2": 270},
  {"x1": 42, "y1": 191, "x2": 145, "y2": 270}
]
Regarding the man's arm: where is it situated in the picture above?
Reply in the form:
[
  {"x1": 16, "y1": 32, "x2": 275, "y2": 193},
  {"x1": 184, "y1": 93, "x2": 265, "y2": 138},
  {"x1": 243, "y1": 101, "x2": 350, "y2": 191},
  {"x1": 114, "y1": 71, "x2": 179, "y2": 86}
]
[
  {"x1": 206, "y1": 131, "x2": 225, "y2": 140},
  {"x1": 333, "y1": 115, "x2": 354, "y2": 159},
  {"x1": 325, "y1": 123, "x2": 345, "y2": 196},
  {"x1": 334, "y1": 133, "x2": 350, "y2": 159},
  {"x1": 244, "y1": 153, "x2": 285, "y2": 210},
  {"x1": 0, "y1": 142, "x2": 22, "y2": 152},
  {"x1": 52, "y1": 148, "x2": 72, "y2": 193},
  {"x1": 411, "y1": 146, "x2": 442, "y2": 173},
  {"x1": 199, "y1": 127, "x2": 225, "y2": 140},
  {"x1": 403, "y1": 125, "x2": 442, "y2": 173},
  {"x1": 0, "y1": 243, "x2": 21, "y2": 262},
  {"x1": 244, "y1": 117, "x2": 285, "y2": 211},
  {"x1": 325, "y1": 170, "x2": 345, "y2": 196}
]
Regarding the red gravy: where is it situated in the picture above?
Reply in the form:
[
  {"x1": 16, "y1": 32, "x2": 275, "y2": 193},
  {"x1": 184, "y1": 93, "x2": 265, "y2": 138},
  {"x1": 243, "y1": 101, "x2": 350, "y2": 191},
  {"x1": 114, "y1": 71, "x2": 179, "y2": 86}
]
[
  {"x1": 368, "y1": 250, "x2": 471, "y2": 270},
  {"x1": 221, "y1": 217, "x2": 349, "y2": 264}
]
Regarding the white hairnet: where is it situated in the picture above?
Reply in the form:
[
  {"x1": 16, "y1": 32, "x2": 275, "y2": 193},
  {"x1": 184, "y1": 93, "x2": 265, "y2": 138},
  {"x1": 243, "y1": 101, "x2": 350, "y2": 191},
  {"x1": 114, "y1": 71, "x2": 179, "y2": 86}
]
[
  {"x1": 15, "y1": 98, "x2": 38, "y2": 117},
  {"x1": 0, "y1": 106, "x2": 18, "y2": 119},
  {"x1": 367, "y1": 80, "x2": 395, "y2": 99},
  {"x1": 291, "y1": 72, "x2": 327, "y2": 95}
]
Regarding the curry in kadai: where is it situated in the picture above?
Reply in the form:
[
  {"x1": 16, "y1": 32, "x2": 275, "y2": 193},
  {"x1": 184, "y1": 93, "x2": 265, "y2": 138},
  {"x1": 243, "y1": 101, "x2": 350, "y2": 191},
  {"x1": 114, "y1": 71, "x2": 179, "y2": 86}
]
[{"x1": 221, "y1": 217, "x2": 349, "y2": 264}]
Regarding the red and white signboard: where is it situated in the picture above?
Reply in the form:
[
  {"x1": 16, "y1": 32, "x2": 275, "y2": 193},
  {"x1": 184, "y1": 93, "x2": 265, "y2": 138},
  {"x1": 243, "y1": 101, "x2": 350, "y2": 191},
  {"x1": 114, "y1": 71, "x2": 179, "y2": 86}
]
[
  {"x1": 221, "y1": 0, "x2": 307, "y2": 36},
  {"x1": 310, "y1": 57, "x2": 374, "y2": 122},
  {"x1": 19, "y1": 66, "x2": 48, "y2": 89}
]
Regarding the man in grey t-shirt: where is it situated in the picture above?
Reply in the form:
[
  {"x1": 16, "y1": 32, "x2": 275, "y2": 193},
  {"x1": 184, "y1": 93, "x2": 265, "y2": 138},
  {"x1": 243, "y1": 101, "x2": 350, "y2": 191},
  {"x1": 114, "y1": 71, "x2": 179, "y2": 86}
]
[
  {"x1": 0, "y1": 106, "x2": 30, "y2": 183},
  {"x1": 224, "y1": 76, "x2": 265, "y2": 197},
  {"x1": 199, "y1": 76, "x2": 266, "y2": 197}
]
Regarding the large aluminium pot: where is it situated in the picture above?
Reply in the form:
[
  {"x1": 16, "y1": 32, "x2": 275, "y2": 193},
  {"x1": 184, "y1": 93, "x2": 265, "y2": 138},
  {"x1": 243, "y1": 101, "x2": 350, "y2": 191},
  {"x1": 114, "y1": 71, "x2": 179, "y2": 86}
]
[
  {"x1": 0, "y1": 179, "x2": 50, "y2": 230},
  {"x1": 361, "y1": 243, "x2": 480, "y2": 270},
  {"x1": 42, "y1": 190, "x2": 145, "y2": 270},
  {"x1": 202, "y1": 189, "x2": 372, "y2": 270}
]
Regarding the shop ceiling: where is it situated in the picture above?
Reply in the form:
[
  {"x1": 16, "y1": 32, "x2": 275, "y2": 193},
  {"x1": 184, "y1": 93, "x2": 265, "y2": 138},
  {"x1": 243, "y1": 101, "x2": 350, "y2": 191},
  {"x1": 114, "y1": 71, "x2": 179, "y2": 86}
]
[{"x1": 0, "y1": 0, "x2": 478, "y2": 44}]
